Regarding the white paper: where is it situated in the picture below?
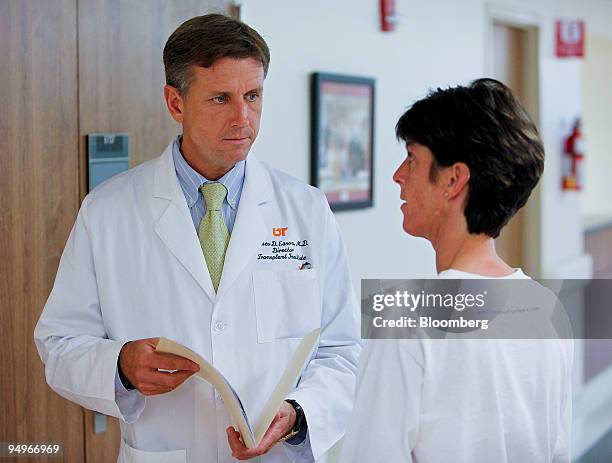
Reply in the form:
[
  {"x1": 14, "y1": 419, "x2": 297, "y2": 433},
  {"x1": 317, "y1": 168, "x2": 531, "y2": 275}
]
[{"x1": 155, "y1": 328, "x2": 320, "y2": 448}]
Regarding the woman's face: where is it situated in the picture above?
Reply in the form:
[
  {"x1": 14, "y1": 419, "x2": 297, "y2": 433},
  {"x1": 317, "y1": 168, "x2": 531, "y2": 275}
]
[{"x1": 392, "y1": 142, "x2": 448, "y2": 239}]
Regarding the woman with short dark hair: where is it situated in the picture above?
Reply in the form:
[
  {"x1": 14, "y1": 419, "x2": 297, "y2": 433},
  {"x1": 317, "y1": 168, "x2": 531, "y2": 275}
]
[{"x1": 340, "y1": 79, "x2": 572, "y2": 463}]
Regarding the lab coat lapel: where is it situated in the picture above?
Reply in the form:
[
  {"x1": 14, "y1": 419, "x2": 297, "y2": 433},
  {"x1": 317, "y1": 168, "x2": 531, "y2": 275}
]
[
  {"x1": 217, "y1": 156, "x2": 272, "y2": 298},
  {"x1": 152, "y1": 143, "x2": 216, "y2": 301}
]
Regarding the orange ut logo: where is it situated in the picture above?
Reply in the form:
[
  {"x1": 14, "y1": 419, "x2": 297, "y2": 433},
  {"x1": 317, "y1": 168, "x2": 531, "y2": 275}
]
[{"x1": 272, "y1": 227, "x2": 288, "y2": 237}]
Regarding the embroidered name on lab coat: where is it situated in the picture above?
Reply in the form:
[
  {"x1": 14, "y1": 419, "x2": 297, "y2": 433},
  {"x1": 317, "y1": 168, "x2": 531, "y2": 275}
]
[{"x1": 258, "y1": 239, "x2": 309, "y2": 261}]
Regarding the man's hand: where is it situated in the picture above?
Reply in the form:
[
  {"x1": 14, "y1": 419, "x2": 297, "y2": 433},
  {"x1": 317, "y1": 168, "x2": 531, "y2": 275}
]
[
  {"x1": 227, "y1": 401, "x2": 297, "y2": 460},
  {"x1": 118, "y1": 338, "x2": 200, "y2": 396}
]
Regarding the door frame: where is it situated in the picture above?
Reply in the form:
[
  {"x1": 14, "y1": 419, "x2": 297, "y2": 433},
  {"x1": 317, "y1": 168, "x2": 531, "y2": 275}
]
[{"x1": 485, "y1": 4, "x2": 543, "y2": 277}]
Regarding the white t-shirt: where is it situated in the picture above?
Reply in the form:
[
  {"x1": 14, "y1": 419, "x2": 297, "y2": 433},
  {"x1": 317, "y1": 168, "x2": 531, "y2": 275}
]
[{"x1": 340, "y1": 269, "x2": 573, "y2": 463}]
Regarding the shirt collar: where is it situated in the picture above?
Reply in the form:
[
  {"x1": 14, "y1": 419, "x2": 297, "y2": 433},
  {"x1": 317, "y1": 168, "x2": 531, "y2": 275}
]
[{"x1": 172, "y1": 135, "x2": 245, "y2": 210}]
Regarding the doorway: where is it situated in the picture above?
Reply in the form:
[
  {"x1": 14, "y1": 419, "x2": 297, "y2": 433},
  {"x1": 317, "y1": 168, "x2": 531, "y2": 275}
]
[{"x1": 489, "y1": 20, "x2": 541, "y2": 275}]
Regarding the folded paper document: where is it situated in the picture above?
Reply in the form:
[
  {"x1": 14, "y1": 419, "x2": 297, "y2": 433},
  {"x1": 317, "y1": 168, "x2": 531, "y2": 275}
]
[{"x1": 155, "y1": 328, "x2": 321, "y2": 448}]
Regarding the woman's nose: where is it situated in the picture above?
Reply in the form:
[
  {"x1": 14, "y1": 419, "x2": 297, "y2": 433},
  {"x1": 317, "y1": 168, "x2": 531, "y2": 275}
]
[{"x1": 393, "y1": 161, "x2": 407, "y2": 185}]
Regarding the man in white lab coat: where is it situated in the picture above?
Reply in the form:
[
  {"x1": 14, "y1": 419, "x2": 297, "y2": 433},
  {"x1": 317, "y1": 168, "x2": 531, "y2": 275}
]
[{"x1": 34, "y1": 14, "x2": 360, "y2": 463}]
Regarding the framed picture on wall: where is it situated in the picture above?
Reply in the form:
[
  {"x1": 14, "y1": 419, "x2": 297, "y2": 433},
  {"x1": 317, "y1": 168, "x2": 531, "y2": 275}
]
[{"x1": 311, "y1": 72, "x2": 375, "y2": 211}]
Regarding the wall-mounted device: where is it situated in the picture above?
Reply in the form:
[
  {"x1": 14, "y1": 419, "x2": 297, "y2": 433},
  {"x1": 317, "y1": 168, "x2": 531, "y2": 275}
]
[
  {"x1": 87, "y1": 133, "x2": 130, "y2": 192},
  {"x1": 87, "y1": 131, "x2": 130, "y2": 434},
  {"x1": 380, "y1": 0, "x2": 400, "y2": 32}
]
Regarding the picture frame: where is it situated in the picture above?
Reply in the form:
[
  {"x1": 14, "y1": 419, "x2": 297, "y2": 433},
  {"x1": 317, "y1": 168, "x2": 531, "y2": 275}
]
[{"x1": 311, "y1": 72, "x2": 375, "y2": 211}]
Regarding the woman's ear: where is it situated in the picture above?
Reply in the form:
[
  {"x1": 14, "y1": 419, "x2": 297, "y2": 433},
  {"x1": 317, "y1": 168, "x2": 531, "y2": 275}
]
[{"x1": 445, "y1": 163, "x2": 470, "y2": 199}]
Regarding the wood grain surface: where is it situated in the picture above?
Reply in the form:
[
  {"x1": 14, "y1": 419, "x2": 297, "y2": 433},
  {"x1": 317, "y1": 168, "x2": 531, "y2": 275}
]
[{"x1": 0, "y1": 0, "x2": 84, "y2": 461}]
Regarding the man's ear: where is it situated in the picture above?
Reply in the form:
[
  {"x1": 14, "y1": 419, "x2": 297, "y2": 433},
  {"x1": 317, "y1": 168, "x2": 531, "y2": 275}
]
[
  {"x1": 445, "y1": 162, "x2": 470, "y2": 199},
  {"x1": 164, "y1": 85, "x2": 185, "y2": 124}
]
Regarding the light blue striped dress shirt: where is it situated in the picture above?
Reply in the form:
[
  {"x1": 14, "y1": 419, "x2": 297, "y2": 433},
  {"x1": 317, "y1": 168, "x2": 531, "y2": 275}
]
[{"x1": 172, "y1": 136, "x2": 245, "y2": 233}]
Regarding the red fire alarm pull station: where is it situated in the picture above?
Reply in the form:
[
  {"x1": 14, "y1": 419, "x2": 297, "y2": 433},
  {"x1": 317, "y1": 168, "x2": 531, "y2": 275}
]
[
  {"x1": 380, "y1": 0, "x2": 399, "y2": 32},
  {"x1": 556, "y1": 20, "x2": 585, "y2": 58}
]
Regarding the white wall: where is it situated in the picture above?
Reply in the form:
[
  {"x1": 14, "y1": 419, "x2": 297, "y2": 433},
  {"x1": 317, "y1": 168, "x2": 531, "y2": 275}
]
[
  {"x1": 242, "y1": 0, "x2": 612, "y2": 285},
  {"x1": 244, "y1": 0, "x2": 485, "y2": 290},
  {"x1": 582, "y1": 34, "x2": 612, "y2": 218}
]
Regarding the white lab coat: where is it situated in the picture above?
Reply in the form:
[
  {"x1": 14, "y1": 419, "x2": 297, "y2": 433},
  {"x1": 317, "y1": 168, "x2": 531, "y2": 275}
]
[{"x1": 34, "y1": 141, "x2": 361, "y2": 463}]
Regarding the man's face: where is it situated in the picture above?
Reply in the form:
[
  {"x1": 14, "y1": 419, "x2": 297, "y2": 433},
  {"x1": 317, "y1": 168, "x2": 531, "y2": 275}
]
[
  {"x1": 165, "y1": 57, "x2": 264, "y2": 179},
  {"x1": 392, "y1": 142, "x2": 447, "y2": 239}
]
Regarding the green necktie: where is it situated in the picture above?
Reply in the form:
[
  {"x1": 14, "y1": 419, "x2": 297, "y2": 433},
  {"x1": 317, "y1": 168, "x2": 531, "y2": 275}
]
[{"x1": 198, "y1": 182, "x2": 230, "y2": 292}]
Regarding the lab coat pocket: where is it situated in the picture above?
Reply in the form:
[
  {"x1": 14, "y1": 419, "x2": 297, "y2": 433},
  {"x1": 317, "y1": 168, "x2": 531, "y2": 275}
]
[
  {"x1": 253, "y1": 269, "x2": 321, "y2": 343},
  {"x1": 118, "y1": 438, "x2": 186, "y2": 463}
]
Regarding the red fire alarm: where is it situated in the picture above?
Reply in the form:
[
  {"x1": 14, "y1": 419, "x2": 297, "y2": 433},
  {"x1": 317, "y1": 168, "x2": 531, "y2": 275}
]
[
  {"x1": 380, "y1": 0, "x2": 399, "y2": 32},
  {"x1": 556, "y1": 20, "x2": 585, "y2": 58}
]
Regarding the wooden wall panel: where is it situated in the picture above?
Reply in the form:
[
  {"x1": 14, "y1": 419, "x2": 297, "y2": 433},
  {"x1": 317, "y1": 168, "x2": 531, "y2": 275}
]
[
  {"x1": 77, "y1": 1, "x2": 227, "y2": 460},
  {"x1": 0, "y1": 0, "x2": 84, "y2": 461},
  {"x1": 585, "y1": 226, "x2": 612, "y2": 278},
  {"x1": 78, "y1": 0, "x2": 227, "y2": 197}
]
